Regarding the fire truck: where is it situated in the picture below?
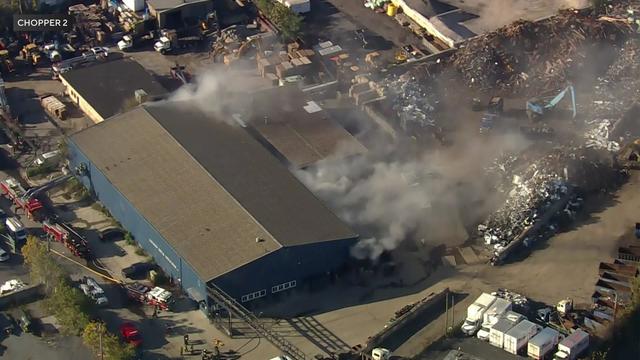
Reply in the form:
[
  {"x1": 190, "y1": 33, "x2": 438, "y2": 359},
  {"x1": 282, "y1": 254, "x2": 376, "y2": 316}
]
[
  {"x1": 0, "y1": 177, "x2": 44, "y2": 220},
  {"x1": 124, "y1": 282, "x2": 174, "y2": 311},
  {"x1": 42, "y1": 220, "x2": 90, "y2": 259},
  {"x1": 0, "y1": 174, "x2": 73, "y2": 221}
]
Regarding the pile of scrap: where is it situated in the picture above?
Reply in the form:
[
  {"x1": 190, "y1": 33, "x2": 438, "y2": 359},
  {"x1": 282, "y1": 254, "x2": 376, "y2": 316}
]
[
  {"x1": 451, "y1": 8, "x2": 633, "y2": 93},
  {"x1": 348, "y1": 74, "x2": 386, "y2": 106},
  {"x1": 482, "y1": 145, "x2": 622, "y2": 264},
  {"x1": 69, "y1": 4, "x2": 111, "y2": 45}
]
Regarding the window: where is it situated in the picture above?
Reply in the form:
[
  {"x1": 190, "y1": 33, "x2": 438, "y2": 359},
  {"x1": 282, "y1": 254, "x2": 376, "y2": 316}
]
[
  {"x1": 271, "y1": 280, "x2": 297, "y2": 294},
  {"x1": 240, "y1": 289, "x2": 266, "y2": 303}
]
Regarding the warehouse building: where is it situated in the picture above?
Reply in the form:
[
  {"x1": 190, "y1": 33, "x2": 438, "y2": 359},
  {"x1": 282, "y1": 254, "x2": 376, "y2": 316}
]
[
  {"x1": 67, "y1": 101, "x2": 358, "y2": 310},
  {"x1": 60, "y1": 58, "x2": 167, "y2": 124},
  {"x1": 147, "y1": 0, "x2": 214, "y2": 29}
]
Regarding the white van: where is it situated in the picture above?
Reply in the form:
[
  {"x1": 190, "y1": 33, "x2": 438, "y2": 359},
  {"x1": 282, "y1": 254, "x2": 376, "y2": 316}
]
[
  {"x1": 5, "y1": 217, "x2": 27, "y2": 243},
  {"x1": 34, "y1": 150, "x2": 61, "y2": 167}
]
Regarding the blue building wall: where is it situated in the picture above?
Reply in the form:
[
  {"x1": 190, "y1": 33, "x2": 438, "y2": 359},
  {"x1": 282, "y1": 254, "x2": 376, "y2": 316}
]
[
  {"x1": 67, "y1": 139, "x2": 208, "y2": 304},
  {"x1": 212, "y1": 238, "x2": 357, "y2": 303}
]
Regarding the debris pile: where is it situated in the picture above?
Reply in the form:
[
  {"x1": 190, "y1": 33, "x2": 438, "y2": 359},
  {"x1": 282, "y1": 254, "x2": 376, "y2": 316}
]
[
  {"x1": 584, "y1": 119, "x2": 620, "y2": 152},
  {"x1": 384, "y1": 72, "x2": 441, "y2": 134},
  {"x1": 481, "y1": 146, "x2": 621, "y2": 261},
  {"x1": 493, "y1": 288, "x2": 530, "y2": 312},
  {"x1": 451, "y1": 9, "x2": 632, "y2": 93}
]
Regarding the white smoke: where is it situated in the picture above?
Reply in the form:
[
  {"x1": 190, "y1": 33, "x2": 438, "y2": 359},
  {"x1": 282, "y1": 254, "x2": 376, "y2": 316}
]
[
  {"x1": 296, "y1": 146, "x2": 444, "y2": 260},
  {"x1": 169, "y1": 69, "x2": 248, "y2": 125}
]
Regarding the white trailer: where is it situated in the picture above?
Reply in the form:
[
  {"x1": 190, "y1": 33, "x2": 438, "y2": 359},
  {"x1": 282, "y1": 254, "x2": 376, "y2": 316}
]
[
  {"x1": 489, "y1": 313, "x2": 522, "y2": 348},
  {"x1": 503, "y1": 320, "x2": 541, "y2": 355},
  {"x1": 477, "y1": 303, "x2": 516, "y2": 341},
  {"x1": 462, "y1": 293, "x2": 497, "y2": 335},
  {"x1": 528, "y1": 327, "x2": 561, "y2": 359},
  {"x1": 553, "y1": 329, "x2": 589, "y2": 360}
]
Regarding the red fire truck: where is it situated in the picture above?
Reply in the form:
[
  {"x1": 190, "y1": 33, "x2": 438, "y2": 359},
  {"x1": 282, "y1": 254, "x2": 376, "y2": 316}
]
[
  {"x1": 0, "y1": 177, "x2": 44, "y2": 220},
  {"x1": 42, "y1": 220, "x2": 90, "y2": 259},
  {"x1": 124, "y1": 282, "x2": 174, "y2": 311}
]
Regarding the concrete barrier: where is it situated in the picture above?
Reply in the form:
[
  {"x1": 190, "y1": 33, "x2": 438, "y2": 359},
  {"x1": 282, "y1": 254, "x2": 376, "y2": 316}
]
[
  {"x1": 362, "y1": 288, "x2": 450, "y2": 355},
  {"x1": 0, "y1": 283, "x2": 45, "y2": 310}
]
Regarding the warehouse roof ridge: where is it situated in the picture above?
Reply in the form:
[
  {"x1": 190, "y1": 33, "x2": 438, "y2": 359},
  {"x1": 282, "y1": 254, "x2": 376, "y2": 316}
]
[{"x1": 70, "y1": 101, "x2": 357, "y2": 281}]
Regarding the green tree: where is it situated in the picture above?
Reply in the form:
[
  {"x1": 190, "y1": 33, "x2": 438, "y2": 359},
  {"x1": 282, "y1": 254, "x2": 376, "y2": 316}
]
[
  {"x1": 22, "y1": 236, "x2": 65, "y2": 293},
  {"x1": 45, "y1": 282, "x2": 90, "y2": 335},
  {"x1": 83, "y1": 321, "x2": 135, "y2": 360},
  {"x1": 254, "y1": 0, "x2": 302, "y2": 41}
]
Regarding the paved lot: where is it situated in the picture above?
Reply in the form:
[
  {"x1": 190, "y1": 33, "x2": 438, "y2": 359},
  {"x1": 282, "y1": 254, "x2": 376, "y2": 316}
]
[
  {"x1": 2, "y1": 333, "x2": 93, "y2": 360},
  {"x1": 317, "y1": 0, "x2": 421, "y2": 48},
  {"x1": 417, "y1": 335, "x2": 526, "y2": 360}
]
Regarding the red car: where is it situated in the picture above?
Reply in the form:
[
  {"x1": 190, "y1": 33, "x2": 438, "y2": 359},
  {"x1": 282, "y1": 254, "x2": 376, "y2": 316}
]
[{"x1": 119, "y1": 322, "x2": 142, "y2": 347}]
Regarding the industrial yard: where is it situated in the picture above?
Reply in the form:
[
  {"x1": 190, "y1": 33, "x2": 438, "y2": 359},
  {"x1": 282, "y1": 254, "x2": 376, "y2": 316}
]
[{"x1": 0, "y1": 0, "x2": 639, "y2": 360}]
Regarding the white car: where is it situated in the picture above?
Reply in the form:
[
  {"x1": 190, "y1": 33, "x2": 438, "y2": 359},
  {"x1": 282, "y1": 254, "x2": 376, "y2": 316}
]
[
  {"x1": 0, "y1": 248, "x2": 9, "y2": 262},
  {"x1": 90, "y1": 47, "x2": 109, "y2": 57},
  {"x1": 80, "y1": 278, "x2": 108, "y2": 306},
  {"x1": 0, "y1": 279, "x2": 26, "y2": 294}
]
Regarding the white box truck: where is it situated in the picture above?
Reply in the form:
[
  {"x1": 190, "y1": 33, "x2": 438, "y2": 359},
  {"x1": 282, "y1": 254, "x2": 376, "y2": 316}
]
[
  {"x1": 462, "y1": 293, "x2": 497, "y2": 335},
  {"x1": 489, "y1": 312, "x2": 523, "y2": 348},
  {"x1": 553, "y1": 329, "x2": 589, "y2": 360},
  {"x1": 476, "y1": 298, "x2": 512, "y2": 341},
  {"x1": 528, "y1": 327, "x2": 561, "y2": 359},
  {"x1": 503, "y1": 320, "x2": 541, "y2": 355}
]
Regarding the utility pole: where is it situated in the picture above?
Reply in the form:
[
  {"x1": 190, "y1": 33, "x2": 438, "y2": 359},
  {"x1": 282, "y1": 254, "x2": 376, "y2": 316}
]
[
  {"x1": 444, "y1": 293, "x2": 449, "y2": 336},
  {"x1": 451, "y1": 294, "x2": 455, "y2": 330},
  {"x1": 99, "y1": 322, "x2": 104, "y2": 360}
]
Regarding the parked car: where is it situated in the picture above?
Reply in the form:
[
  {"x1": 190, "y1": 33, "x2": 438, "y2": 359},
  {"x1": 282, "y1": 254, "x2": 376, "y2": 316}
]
[
  {"x1": 121, "y1": 262, "x2": 155, "y2": 279},
  {"x1": 0, "y1": 279, "x2": 25, "y2": 294},
  {"x1": 0, "y1": 248, "x2": 10, "y2": 262},
  {"x1": 99, "y1": 227, "x2": 125, "y2": 242},
  {"x1": 33, "y1": 150, "x2": 61, "y2": 167},
  {"x1": 119, "y1": 322, "x2": 142, "y2": 347},
  {"x1": 79, "y1": 277, "x2": 108, "y2": 306},
  {"x1": 90, "y1": 46, "x2": 109, "y2": 57}
]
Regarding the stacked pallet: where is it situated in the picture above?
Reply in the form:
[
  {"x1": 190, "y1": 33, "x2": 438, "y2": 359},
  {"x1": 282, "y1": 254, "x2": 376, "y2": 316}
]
[{"x1": 256, "y1": 42, "x2": 315, "y2": 81}]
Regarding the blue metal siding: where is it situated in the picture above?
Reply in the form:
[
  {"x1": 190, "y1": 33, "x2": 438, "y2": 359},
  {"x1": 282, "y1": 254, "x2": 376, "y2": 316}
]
[
  {"x1": 212, "y1": 238, "x2": 356, "y2": 300},
  {"x1": 67, "y1": 139, "x2": 207, "y2": 302}
]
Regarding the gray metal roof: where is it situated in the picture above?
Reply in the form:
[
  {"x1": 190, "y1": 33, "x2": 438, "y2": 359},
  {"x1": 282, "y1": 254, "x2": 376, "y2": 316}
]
[
  {"x1": 505, "y1": 320, "x2": 537, "y2": 339},
  {"x1": 244, "y1": 86, "x2": 367, "y2": 168},
  {"x1": 147, "y1": 0, "x2": 210, "y2": 11},
  {"x1": 491, "y1": 318, "x2": 518, "y2": 334},
  {"x1": 60, "y1": 58, "x2": 167, "y2": 120},
  {"x1": 71, "y1": 102, "x2": 357, "y2": 280}
]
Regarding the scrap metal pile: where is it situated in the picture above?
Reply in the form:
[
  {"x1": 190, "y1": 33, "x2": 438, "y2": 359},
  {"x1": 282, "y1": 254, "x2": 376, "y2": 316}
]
[
  {"x1": 493, "y1": 288, "x2": 530, "y2": 312},
  {"x1": 451, "y1": 7, "x2": 634, "y2": 93},
  {"x1": 481, "y1": 146, "x2": 622, "y2": 262},
  {"x1": 384, "y1": 72, "x2": 441, "y2": 135}
]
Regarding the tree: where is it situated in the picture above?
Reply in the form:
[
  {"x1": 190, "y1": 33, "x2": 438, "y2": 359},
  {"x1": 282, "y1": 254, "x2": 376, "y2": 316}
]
[
  {"x1": 22, "y1": 235, "x2": 65, "y2": 293},
  {"x1": 45, "y1": 282, "x2": 90, "y2": 335},
  {"x1": 83, "y1": 321, "x2": 135, "y2": 360},
  {"x1": 254, "y1": 0, "x2": 302, "y2": 41}
]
